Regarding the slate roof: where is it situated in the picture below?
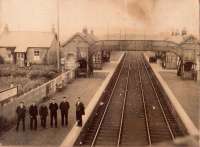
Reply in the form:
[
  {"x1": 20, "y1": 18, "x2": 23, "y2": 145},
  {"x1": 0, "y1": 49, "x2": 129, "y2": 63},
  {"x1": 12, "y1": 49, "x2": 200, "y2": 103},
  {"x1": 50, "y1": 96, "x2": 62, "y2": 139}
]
[
  {"x1": 0, "y1": 31, "x2": 55, "y2": 52},
  {"x1": 62, "y1": 32, "x2": 98, "y2": 47}
]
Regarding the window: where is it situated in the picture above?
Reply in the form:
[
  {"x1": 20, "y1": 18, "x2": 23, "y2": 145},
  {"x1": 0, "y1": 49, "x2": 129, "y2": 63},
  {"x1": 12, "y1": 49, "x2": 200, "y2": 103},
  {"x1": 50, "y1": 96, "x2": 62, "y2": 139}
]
[
  {"x1": 34, "y1": 50, "x2": 40, "y2": 61},
  {"x1": 8, "y1": 53, "x2": 11, "y2": 58},
  {"x1": 17, "y1": 53, "x2": 21, "y2": 58},
  {"x1": 34, "y1": 50, "x2": 40, "y2": 56},
  {"x1": 21, "y1": 53, "x2": 24, "y2": 58}
]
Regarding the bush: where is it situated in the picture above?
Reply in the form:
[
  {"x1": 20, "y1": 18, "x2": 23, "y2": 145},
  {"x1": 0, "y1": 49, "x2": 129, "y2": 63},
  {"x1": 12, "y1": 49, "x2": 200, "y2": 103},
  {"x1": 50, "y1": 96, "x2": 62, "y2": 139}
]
[
  {"x1": 23, "y1": 78, "x2": 47, "y2": 93},
  {"x1": 44, "y1": 71, "x2": 57, "y2": 79},
  {"x1": 27, "y1": 70, "x2": 44, "y2": 79},
  {"x1": 0, "y1": 69, "x2": 11, "y2": 76},
  {"x1": 12, "y1": 69, "x2": 27, "y2": 77},
  {"x1": 0, "y1": 116, "x2": 11, "y2": 133},
  {"x1": 27, "y1": 69, "x2": 57, "y2": 80},
  {"x1": 0, "y1": 56, "x2": 4, "y2": 64},
  {"x1": 0, "y1": 65, "x2": 27, "y2": 77}
]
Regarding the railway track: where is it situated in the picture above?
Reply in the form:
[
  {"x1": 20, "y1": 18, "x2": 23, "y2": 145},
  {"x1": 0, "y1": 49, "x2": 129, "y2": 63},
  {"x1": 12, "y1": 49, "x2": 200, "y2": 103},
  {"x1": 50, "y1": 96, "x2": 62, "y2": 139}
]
[
  {"x1": 74, "y1": 52, "x2": 186, "y2": 147},
  {"x1": 90, "y1": 54, "x2": 130, "y2": 146}
]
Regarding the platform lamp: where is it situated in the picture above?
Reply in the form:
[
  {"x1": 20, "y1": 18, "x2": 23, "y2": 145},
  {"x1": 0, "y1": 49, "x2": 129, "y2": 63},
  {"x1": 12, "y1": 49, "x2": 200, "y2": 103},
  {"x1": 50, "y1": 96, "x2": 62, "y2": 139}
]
[{"x1": 56, "y1": 0, "x2": 60, "y2": 71}]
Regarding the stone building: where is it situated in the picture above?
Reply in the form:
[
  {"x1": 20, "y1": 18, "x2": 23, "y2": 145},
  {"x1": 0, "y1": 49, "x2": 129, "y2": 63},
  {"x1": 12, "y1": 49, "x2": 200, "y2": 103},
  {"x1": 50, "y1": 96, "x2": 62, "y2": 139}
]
[{"x1": 61, "y1": 28, "x2": 99, "y2": 76}]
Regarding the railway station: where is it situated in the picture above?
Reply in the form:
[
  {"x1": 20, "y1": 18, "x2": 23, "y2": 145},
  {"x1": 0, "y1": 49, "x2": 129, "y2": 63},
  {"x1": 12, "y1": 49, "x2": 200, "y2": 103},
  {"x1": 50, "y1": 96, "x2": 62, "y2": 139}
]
[{"x1": 0, "y1": 0, "x2": 200, "y2": 147}]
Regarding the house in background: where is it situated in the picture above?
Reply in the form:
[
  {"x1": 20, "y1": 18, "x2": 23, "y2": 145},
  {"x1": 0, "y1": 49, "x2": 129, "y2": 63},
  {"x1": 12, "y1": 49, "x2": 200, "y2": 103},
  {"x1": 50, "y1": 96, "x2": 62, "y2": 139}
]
[{"x1": 0, "y1": 25, "x2": 58, "y2": 67}]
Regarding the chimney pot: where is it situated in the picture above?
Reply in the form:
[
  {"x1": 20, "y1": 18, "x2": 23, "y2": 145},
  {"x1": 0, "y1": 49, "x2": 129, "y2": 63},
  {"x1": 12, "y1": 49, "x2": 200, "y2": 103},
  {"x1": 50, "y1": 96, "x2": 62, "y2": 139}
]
[{"x1": 82, "y1": 27, "x2": 88, "y2": 35}]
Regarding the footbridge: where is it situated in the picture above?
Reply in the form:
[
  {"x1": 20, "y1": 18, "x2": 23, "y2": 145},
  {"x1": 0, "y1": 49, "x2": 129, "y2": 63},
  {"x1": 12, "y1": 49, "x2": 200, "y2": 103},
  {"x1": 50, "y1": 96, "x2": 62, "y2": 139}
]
[
  {"x1": 92, "y1": 39, "x2": 198, "y2": 61},
  {"x1": 91, "y1": 38, "x2": 199, "y2": 80}
]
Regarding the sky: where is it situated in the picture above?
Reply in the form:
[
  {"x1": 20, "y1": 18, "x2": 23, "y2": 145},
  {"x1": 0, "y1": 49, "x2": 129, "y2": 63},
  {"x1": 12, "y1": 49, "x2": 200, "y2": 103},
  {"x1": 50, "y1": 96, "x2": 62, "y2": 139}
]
[{"x1": 0, "y1": 0, "x2": 199, "y2": 41}]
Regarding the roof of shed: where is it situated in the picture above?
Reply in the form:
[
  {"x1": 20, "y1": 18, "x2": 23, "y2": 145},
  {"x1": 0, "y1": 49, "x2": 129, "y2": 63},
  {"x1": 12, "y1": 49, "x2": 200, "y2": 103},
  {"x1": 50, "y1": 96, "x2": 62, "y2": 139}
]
[
  {"x1": 0, "y1": 31, "x2": 55, "y2": 52},
  {"x1": 62, "y1": 32, "x2": 98, "y2": 47}
]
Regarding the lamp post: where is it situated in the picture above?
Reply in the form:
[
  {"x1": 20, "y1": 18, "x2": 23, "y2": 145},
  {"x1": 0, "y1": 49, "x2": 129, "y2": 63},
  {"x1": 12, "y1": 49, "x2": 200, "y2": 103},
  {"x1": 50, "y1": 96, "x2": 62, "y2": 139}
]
[{"x1": 57, "y1": 0, "x2": 60, "y2": 71}]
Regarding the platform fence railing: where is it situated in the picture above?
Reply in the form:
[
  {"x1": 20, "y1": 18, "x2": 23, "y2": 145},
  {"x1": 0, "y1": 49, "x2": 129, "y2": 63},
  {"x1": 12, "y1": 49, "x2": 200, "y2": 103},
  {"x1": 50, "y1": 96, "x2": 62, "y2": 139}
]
[{"x1": 0, "y1": 68, "x2": 76, "y2": 122}]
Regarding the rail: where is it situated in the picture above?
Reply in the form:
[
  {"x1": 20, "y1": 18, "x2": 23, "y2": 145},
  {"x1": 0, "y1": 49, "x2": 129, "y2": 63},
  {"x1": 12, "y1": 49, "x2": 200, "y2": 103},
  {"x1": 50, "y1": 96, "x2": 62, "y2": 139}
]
[
  {"x1": 117, "y1": 63, "x2": 130, "y2": 146},
  {"x1": 140, "y1": 54, "x2": 175, "y2": 140},
  {"x1": 90, "y1": 53, "x2": 127, "y2": 147},
  {"x1": 136, "y1": 56, "x2": 152, "y2": 145}
]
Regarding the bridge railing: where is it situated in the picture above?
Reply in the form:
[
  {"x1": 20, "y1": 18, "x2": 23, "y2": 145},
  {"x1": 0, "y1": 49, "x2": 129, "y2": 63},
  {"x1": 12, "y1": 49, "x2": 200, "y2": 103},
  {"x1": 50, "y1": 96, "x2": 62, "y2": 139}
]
[
  {"x1": 0, "y1": 68, "x2": 76, "y2": 122},
  {"x1": 97, "y1": 40, "x2": 195, "y2": 58}
]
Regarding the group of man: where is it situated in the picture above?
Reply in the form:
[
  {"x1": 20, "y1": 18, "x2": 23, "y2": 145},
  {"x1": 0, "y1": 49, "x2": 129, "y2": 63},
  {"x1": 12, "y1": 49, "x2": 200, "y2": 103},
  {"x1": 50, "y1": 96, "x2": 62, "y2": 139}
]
[{"x1": 16, "y1": 97, "x2": 85, "y2": 131}]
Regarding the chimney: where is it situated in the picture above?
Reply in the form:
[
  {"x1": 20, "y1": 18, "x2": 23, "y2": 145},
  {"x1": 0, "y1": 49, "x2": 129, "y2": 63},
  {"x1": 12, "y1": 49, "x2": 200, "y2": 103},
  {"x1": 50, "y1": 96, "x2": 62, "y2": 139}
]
[
  {"x1": 82, "y1": 27, "x2": 88, "y2": 35},
  {"x1": 90, "y1": 30, "x2": 94, "y2": 35},
  {"x1": 181, "y1": 28, "x2": 187, "y2": 36},
  {"x1": 52, "y1": 24, "x2": 56, "y2": 34},
  {"x1": 4, "y1": 24, "x2": 9, "y2": 32}
]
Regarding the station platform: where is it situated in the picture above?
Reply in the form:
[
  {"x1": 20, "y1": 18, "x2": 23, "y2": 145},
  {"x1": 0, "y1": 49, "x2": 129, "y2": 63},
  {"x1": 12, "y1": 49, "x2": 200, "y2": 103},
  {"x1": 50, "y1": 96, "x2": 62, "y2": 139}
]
[
  {"x1": 144, "y1": 53, "x2": 199, "y2": 139},
  {"x1": 160, "y1": 72, "x2": 200, "y2": 130},
  {"x1": 0, "y1": 51, "x2": 124, "y2": 147},
  {"x1": 152, "y1": 136, "x2": 199, "y2": 147},
  {"x1": 60, "y1": 51, "x2": 125, "y2": 147}
]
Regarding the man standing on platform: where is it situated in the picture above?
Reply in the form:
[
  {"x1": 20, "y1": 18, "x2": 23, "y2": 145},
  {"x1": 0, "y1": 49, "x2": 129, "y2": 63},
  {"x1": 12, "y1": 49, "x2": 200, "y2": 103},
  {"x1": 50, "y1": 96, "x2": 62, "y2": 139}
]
[
  {"x1": 16, "y1": 101, "x2": 26, "y2": 132},
  {"x1": 39, "y1": 104, "x2": 48, "y2": 128},
  {"x1": 76, "y1": 97, "x2": 85, "y2": 127},
  {"x1": 49, "y1": 99, "x2": 58, "y2": 128},
  {"x1": 29, "y1": 102, "x2": 38, "y2": 130},
  {"x1": 60, "y1": 97, "x2": 70, "y2": 127}
]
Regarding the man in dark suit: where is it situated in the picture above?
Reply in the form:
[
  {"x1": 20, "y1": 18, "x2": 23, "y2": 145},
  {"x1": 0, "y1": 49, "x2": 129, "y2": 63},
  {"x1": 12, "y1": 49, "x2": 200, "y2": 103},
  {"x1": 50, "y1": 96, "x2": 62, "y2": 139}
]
[
  {"x1": 39, "y1": 104, "x2": 48, "y2": 128},
  {"x1": 49, "y1": 99, "x2": 58, "y2": 128},
  {"x1": 76, "y1": 97, "x2": 85, "y2": 127},
  {"x1": 16, "y1": 101, "x2": 26, "y2": 131},
  {"x1": 60, "y1": 97, "x2": 70, "y2": 127},
  {"x1": 29, "y1": 102, "x2": 38, "y2": 130}
]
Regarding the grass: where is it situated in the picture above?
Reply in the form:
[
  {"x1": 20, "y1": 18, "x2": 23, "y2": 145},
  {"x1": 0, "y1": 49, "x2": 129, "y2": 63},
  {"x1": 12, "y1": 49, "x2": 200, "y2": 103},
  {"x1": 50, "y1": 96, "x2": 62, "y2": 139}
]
[
  {"x1": 0, "y1": 116, "x2": 14, "y2": 136},
  {"x1": 0, "y1": 64, "x2": 59, "y2": 93}
]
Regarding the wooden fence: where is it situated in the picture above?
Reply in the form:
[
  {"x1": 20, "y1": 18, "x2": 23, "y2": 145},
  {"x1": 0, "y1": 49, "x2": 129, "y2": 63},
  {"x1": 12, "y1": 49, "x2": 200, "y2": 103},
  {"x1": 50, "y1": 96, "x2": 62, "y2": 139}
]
[
  {"x1": 0, "y1": 87, "x2": 18, "y2": 103},
  {"x1": 0, "y1": 68, "x2": 76, "y2": 121}
]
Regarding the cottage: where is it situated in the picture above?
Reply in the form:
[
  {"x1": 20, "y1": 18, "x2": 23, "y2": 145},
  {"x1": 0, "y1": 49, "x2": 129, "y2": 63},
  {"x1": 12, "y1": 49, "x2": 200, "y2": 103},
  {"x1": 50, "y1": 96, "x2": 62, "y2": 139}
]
[
  {"x1": 0, "y1": 27, "x2": 58, "y2": 67},
  {"x1": 61, "y1": 28, "x2": 99, "y2": 76}
]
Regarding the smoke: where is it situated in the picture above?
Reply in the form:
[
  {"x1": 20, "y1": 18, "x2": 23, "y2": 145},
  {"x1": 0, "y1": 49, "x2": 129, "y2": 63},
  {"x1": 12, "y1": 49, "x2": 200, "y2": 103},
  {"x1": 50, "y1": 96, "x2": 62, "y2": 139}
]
[
  {"x1": 126, "y1": 0, "x2": 157, "y2": 23},
  {"x1": 152, "y1": 0, "x2": 199, "y2": 36},
  {"x1": 0, "y1": 0, "x2": 199, "y2": 39}
]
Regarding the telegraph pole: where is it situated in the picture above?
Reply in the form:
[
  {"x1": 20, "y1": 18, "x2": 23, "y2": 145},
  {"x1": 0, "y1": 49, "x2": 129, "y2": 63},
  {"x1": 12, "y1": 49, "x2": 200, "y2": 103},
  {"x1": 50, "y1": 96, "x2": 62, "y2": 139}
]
[
  {"x1": 199, "y1": 0, "x2": 200, "y2": 40},
  {"x1": 57, "y1": 0, "x2": 60, "y2": 71},
  {"x1": 197, "y1": 0, "x2": 200, "y2": 81},
  {"x1": 107, "y1": 22, "x2": 109, "y2": 40}
]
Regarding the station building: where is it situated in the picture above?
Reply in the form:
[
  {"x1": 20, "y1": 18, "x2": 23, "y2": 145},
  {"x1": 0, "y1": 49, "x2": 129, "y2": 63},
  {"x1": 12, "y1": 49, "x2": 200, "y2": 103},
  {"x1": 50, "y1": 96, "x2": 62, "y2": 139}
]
[
  {"x1": 0, "y1": 26, "x2": 58, "y2": 67},
  {"x1": 164, "y1": 34, "x2": 199, "y2": 80},
  {"x1": 61, "y1": 28, "x2": 101, "y2": 77}
]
